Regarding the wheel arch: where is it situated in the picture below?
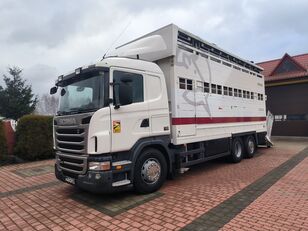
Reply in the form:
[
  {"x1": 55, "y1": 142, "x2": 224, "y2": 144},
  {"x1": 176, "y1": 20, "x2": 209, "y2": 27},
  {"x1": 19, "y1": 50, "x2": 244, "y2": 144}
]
[
  {"x1": 232, "y1": 131, "x2": 257, "y2": 143},
  {"x1": 130, "y1": 136, "x2": 173, "y2": 180}
]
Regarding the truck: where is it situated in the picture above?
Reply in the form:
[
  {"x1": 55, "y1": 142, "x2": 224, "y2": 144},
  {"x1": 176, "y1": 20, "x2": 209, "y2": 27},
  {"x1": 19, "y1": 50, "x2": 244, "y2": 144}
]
[{"x1": 50, "y1": 24, "x2": 268, "y2": 194}]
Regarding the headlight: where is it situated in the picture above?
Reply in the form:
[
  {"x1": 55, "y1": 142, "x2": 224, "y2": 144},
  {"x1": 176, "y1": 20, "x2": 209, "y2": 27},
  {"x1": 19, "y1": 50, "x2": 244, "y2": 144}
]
[{"x1": 88, "y1": 161, "x2": 110, "y2": 171}]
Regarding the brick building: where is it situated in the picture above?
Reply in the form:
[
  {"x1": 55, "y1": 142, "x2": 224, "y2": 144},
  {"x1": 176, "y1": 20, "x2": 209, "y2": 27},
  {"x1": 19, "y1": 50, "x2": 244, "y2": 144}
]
[{"x1": 258, "y1": 53, "x2": 308, "y2": 136}]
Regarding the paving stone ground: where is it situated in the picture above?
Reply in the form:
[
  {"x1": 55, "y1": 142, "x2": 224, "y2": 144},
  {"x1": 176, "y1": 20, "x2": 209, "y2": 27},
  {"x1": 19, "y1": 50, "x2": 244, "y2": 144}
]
[{"x1": 0, "y1": 137, "x2": 307, "y2": 231}]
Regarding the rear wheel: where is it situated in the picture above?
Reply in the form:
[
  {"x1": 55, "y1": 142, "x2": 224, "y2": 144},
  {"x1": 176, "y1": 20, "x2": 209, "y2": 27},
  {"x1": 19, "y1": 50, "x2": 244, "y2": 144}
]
[
  {"x1": 228, "y1": 137, "x2": 244, "y2": 163},
  {"x1": 134, "y1": 148, "x2": 167, "y2": 194},
  {"x1": 244, "y1": 136, "x2": 256, "y2": 158}
]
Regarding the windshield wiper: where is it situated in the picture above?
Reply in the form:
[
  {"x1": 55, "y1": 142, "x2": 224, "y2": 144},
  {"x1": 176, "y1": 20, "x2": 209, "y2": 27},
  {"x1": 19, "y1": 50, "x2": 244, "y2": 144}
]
[{"x1": 57, "y1": 111, "x2": 69, "y2": 116}]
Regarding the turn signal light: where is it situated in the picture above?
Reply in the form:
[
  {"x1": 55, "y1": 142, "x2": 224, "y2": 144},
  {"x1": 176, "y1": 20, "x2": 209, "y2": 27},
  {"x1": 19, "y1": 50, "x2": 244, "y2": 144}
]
[{"x1": 115, "y1": 165, "x2": 123, "y2": 170}]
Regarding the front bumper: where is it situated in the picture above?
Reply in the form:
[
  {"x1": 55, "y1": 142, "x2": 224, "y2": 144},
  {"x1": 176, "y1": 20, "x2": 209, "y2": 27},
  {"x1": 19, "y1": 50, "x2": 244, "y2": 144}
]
[
  {"x1": 55, "y1": 164, "x2": 115, "y2": 193},
  {"x1": 55, "y1": 153, "x2": 133, "y2": 193}
]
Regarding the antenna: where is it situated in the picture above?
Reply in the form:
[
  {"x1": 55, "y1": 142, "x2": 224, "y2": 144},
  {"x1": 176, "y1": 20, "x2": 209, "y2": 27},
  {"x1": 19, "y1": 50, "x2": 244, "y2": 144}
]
[{"x1": 102, "y1": 19, "x2": 132, "y2": 60}]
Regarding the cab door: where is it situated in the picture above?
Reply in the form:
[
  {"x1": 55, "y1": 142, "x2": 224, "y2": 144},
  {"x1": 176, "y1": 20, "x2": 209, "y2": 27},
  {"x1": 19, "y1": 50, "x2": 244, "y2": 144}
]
[{"x1": 110, "y1": 67, "x2": 150, "y2": 152}]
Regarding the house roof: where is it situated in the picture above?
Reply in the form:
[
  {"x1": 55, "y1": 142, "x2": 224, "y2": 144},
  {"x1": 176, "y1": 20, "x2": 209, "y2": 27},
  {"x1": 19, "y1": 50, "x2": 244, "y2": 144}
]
[{"x1": 257, "y1": 53, "x2": 308, "y2": 82}]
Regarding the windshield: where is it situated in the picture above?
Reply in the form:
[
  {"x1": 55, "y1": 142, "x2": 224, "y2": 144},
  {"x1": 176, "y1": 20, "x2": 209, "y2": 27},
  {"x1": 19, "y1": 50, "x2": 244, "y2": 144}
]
[{"x1": 57, "y1": 70, "x2": 107, "y2": 115}]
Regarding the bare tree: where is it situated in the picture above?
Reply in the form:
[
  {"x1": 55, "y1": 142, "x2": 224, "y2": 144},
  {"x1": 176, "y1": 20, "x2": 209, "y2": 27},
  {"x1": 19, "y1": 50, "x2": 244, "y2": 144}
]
[{"x1": 35, "y1": 94, "x2": 59, "y2": 115}]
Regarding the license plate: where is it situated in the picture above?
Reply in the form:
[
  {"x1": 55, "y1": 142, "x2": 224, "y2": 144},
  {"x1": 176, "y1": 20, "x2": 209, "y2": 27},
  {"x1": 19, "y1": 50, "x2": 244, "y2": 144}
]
[{"x1": 64, "y1": 176, "x2": 75, "y2": 185}]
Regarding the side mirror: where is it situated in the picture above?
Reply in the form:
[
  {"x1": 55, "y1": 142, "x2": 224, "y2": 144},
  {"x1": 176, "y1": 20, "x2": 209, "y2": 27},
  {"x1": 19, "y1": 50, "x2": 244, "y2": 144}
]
[
  {"x1": 113, "y1": 82, "x2": 133, "y2": 109},
  {"x1": 119, "y1": 83, "x2": 133, "y2": 106},
  {"x1": 50, "y1": 86, "x2": 58, "y2": 95}
]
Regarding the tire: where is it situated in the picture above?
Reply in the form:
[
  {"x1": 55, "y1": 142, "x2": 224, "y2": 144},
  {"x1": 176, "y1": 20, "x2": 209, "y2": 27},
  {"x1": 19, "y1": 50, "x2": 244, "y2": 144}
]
[
  {"x1": 228, "y1": 137, "x2": 244, "y2": 163},
  {"x1": 134, "y1": 148, "x2": 167, "y2": 194},
  {"x1": 244, "y1": 136, "x2": 256, "y2": 158}
]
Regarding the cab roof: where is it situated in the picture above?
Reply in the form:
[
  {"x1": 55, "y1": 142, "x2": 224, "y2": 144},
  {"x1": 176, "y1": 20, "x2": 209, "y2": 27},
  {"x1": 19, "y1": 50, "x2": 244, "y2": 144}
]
[{"x1": 96, "y1": 57, "x2": 163, "y2": 75}]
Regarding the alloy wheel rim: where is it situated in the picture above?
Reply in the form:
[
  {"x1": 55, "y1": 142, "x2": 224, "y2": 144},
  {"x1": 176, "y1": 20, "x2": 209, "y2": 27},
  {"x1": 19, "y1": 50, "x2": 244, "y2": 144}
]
[
  {"x1": 235, "y1": 142, "x2": 242, "y2": 158},
  {"x1": 248, "y1": 139, "x2": 255, "y2": 154},
  {"x1": 141, "y1": 158, "x2": 161, "y2": 184}
]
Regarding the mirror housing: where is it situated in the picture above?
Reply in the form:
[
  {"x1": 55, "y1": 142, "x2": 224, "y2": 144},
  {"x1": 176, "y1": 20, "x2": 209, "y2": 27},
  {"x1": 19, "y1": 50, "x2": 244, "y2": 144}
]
[
  {"x1": 50, "y1": 86, "x2": 58, "y2": 95},
  {"x1": 119, "y1": 83, "x2": 133, "y2": 105},
  {"x1": 113, "y1": 82, "x2": 133, "y2": 109}
]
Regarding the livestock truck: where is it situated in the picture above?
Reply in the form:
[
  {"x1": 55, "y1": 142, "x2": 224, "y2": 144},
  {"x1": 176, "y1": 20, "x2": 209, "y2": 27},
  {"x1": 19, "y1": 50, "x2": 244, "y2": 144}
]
[{"x1": 51, "y1": 24, "x2": 268, "y2": 193}]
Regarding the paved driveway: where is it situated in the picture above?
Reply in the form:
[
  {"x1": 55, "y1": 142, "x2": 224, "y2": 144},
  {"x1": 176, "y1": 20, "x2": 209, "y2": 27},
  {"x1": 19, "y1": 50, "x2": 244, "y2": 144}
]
[{"x1": 0, "y1": 138, "x2": 307, "y2": 231}]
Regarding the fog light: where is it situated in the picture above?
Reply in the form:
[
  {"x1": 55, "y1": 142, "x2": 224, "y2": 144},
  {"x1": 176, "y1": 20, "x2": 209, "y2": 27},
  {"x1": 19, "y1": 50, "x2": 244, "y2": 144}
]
[
  {"x1": 88, "y1": 161, "x2": 110, "y2": 171},
  {"x1": 95, "y1": 174, "x2": 101, "y2": 180}
]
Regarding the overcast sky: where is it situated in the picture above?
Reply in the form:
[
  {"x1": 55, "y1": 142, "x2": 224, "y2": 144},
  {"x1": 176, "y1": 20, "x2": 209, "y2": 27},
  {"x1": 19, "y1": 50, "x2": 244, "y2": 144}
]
[{"x1": 1, "y1": 0, "x2": 307, "y2": 95}]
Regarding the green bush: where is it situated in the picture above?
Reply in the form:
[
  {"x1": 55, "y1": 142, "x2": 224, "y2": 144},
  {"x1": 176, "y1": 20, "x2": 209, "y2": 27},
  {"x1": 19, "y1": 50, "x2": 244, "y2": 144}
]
[
  {"x1": 0, "y1": 122, "x2": 8, "y2": 160},
  {"x1": 14, "y1": 115, "x2": 54, "y2": 161}
]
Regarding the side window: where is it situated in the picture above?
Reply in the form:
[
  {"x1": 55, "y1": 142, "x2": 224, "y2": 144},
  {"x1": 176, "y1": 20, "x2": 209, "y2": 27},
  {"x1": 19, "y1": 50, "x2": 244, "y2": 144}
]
[
  {"x1": 228, "y1": 87, "x2": 233, "y2": 96},
  {"x1": 217, "y1": 85, "x2": 222, "y2": 95},
  {"x1": 179, "y1": 78, "x2": 193, "y2": 91},
  {"x1": 223, "y1": 86, "x2": 228, "y2": 95},
  {"x1": 179, "y1": 78, "x2": 186, "y2": 89},
  {"x1": 243, "y1": 90, "x2": 247, "y2": 98},
  {"x1": 204, "y1": 82, "x2": 210, "y2": 93},
  {"x1": 234, "y1": 88, "x2": 238, "y2": 97},
  {"x1": 211, "y1": 84, "x2": 217, "y2": 94},
  {"x1": 113, "y1": 70, "x2": 144, "y2": 103},
  {"x1": 250, "y1": 92, "x2": 254, "y2": 99},
  {"x1": 187, "y1": 79, "x2": 193, "y2": 90},
  {"x1": 238, "y1": 89, "x2": 242, "y2": 98}
]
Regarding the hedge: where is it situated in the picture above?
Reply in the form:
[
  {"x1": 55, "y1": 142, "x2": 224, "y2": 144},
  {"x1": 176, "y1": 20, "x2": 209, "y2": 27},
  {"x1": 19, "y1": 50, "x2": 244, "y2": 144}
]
[
  {"x1": 14, "y1": 115, "x2": 54, "y2": 161},
  {"x1": 0, "y1": 122, "x2": 8, "y2": 160}
]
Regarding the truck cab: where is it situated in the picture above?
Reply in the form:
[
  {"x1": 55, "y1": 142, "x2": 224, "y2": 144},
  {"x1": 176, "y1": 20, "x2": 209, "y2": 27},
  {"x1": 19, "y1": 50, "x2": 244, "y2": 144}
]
[{"x1": 53, "y1": 57, "x2": 171, "y2": 193}]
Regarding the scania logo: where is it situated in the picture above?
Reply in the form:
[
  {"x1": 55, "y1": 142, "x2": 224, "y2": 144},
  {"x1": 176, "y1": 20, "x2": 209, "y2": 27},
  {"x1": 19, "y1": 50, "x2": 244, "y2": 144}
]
[{"x1": 58, "y1": 118, "x2": 77, "y2": 125}]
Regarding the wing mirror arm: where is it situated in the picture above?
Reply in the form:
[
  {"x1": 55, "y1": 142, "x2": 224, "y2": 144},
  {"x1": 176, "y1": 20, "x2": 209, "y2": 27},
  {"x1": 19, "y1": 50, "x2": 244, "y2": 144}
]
[{"x1": 113, "y1": 82, "x2": 121, "y2": 109}]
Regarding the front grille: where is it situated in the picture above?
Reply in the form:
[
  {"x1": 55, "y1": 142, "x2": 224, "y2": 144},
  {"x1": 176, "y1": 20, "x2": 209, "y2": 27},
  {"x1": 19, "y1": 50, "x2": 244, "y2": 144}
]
[
  {"x1": 55, "y1": 127, "x2": 86, "y2": 154},
  {"x1": 54, "y1": 114, "x2": 92, "y2": 174},
  {"x1": 57, "y1": 153, "x2": 87, "y2": 175}
]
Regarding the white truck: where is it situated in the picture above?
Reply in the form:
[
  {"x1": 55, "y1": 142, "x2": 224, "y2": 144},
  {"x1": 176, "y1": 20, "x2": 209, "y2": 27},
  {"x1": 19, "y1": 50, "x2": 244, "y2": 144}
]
[{"x1": 51, "y1": 24, "x2": 267, "y2": 193}]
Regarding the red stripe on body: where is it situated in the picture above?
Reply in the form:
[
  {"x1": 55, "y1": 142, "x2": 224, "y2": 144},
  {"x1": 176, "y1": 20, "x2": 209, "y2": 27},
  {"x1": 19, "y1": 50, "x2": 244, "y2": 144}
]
[{"x1": 172, "y1": 117, "x2": 266, "y2": 125}]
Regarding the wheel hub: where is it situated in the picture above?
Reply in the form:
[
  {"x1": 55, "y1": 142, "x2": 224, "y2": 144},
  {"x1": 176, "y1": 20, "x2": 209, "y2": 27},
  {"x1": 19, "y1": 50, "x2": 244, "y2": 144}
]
[
  {"x1": 235, "y1": 142, "x2": 242, "y2": 158},
  {"x1": 248, "y1": 139, "x2": 255, "y2": 153},
  {"x1": 141, "y1": 158, "x2": 161, "y2": 184}
]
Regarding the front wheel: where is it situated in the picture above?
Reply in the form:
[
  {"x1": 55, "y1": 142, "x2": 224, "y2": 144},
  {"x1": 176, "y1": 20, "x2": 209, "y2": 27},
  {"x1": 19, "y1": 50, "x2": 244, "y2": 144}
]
[{"x1": 134, "y1": 148, "x2": 167, "y2": 194}]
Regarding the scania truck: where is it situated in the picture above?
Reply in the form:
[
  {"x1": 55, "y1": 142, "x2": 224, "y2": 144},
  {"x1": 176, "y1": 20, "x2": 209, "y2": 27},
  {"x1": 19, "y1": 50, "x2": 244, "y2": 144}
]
[{"x1": 51, "y1": 24, "x2": 268, "y2": 193}]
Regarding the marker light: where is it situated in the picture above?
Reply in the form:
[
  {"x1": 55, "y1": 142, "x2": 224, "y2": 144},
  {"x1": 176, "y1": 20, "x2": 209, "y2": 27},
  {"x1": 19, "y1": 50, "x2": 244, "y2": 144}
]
[
  {"x1": 75, "y1": 67, "x2": 82, "y2": 75},
  {"x1": 57, "y1": 75, "x2": 64, "y2": 82},
  {"x1": 115, "y1": 165, "x2": 123, "y2": 170}
]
